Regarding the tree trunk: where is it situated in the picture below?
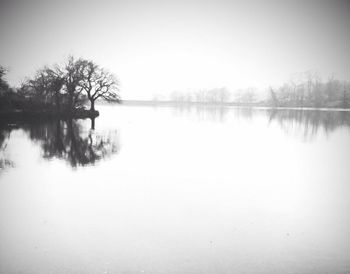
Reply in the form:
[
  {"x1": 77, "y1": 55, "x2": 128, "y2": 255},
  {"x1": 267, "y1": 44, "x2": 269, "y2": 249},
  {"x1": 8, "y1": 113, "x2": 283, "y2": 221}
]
[{"x1": 90, "y1": 99, "x2": 95, "y2": 111}]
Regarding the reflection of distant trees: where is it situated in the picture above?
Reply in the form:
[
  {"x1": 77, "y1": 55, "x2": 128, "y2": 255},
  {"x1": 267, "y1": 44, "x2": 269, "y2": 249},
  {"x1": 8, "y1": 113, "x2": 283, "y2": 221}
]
[
  {"x1": 231, "y1": 107, "x2": 255, "y2": 121},
  {"x1": 0, "y1": 118, "x2": 119, "y2": 169},
  {"x1": 173, "y1": 105, "x2": 260, "y2": 122},
  {"x1": 173, "y1": 105, "x2": 230, "y2": 122},
  {"x1": 267, "y1": 109, "x2": 350, "y2": 140},
  {"x1": 173, "y1": 105, "x2": 350, "y2": 140},
  {"x1": 194, "y1": 106, "x2": 229, "y2": 122}
]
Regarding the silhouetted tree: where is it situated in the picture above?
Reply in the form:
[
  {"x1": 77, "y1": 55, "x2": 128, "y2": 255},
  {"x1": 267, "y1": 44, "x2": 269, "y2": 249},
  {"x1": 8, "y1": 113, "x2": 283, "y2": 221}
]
[
  {"x1": 0, "y1": 66, "x2": 18, "y2": 110},
  {"x1": 23, "y1": 67, "x2": 64, "y2": 109},
  {"x1": 59, "y1": 56, "x2": 86, "y2": 112},
  {"x1": 45, "y1": 67, "x2": 65, "y2": 111},
  {"x1": 0, "y1": 66, "x2": 9, "y2": 93},
  {"x1": 79, "y1": 60, "x2": 120, "y2": 111},
  {"x1": 19, "y1": 57, "x2": 120, "y2": 113}
]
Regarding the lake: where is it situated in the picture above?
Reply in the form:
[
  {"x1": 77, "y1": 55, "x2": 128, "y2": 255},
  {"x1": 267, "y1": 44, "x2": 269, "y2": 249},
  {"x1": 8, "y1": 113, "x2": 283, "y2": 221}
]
[{"x1": 1, "y1": 105, "x2": 350, "y2": 273}]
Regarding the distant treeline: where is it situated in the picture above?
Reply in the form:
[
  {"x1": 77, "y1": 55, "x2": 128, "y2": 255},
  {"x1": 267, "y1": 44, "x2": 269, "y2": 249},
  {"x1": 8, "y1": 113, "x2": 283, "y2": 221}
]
[
  {"x1": 167, "y1": 87, "x2": 260, "y2": 105},
  {"x1": 0, "y1": 56, "x2": 120, "y2": 116},
  {"x1": 169, "y1": 87, "x2": 231, "y2": 104},
  {"x1": 267, "y1": 71, "x2": 350, "y2": 108},
  {"x1": 160, "y1": 72, "x2": 349, "y2": 108}
]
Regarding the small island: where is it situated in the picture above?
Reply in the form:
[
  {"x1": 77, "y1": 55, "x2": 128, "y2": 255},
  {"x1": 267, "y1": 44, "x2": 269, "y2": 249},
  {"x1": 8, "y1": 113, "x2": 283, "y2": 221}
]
[{"x1": 0, "y1": 56, "x2": 121, "y2": 121}]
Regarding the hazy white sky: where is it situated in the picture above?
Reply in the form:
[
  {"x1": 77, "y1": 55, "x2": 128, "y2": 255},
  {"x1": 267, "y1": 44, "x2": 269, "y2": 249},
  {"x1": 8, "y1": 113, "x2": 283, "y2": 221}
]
[{"x1": 1, "y1": 0, "x2": 350, "y2": 99}]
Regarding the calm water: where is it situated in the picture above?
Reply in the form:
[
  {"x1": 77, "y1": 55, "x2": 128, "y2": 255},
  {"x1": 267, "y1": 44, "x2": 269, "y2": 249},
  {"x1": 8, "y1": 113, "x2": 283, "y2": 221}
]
[{"x1": 1, "y1": 105, "x2": 350, "y2": 273}]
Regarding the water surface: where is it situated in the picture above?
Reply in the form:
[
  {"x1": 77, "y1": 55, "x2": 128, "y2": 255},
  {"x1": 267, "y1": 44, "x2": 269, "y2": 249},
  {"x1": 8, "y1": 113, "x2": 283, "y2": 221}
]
[{"x1": 1, "y1": 106, "x2": 350, "y2": 273}]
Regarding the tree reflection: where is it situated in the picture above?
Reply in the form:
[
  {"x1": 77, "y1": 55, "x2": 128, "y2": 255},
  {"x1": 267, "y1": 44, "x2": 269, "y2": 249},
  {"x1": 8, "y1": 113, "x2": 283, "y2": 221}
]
[
  {"x1": 0, "y1": 118, "x2": 119, "y2": 169},
  {"x1": 0, "y1": 122, "x2": 14, "y2": 170},
  {"x1": 26, "y1": 118, "x2": 119, "y2": 167},
  {"x1": 1, "y1": 108, "x2": 350, "y2": 171}
]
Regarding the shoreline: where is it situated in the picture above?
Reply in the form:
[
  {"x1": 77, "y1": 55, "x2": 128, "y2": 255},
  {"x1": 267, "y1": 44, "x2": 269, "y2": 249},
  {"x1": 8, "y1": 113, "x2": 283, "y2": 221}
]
[
  {"x1": 0, "y1": 109, "x2": 99, "y2": 121},
  {"x1": 119, "y1": 100, "x2": 350, "y2": 111}
]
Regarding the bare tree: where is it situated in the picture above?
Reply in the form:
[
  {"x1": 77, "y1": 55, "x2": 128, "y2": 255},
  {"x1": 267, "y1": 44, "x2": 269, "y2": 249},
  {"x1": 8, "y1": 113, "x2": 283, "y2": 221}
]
[
  {"x1": 269, "y1": 87, "x2": 279, "y2": 107},
  {"x1": 59, "y1": 56, "x2": 86, "y2": 112},
  {"x1": 217, "y1": 87, "x2": 230, "y2": 104},
  {"x1": 26, "y1": 69, "x2": 52, "y2": 104},
  {"x1": 21, "y1": 65, "x2": 64, "y2": 111},
  {"x1": 80, "y1": 60, "x2": 120, "y2": 111},
  {"x1": 45, "y1": 67, "x2": 64, "y2": 111},
  {"x1": 235, "y1": 88, "x2": 257, "y2": 104},
  {"x1": 0, "y1": 66, "x2": 9, "y2": 92}
]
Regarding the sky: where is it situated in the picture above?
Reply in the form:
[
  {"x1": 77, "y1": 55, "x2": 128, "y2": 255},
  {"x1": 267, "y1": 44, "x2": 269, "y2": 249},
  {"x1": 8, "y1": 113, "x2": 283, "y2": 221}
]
[{"x1": 0, "y1": 0, "x2": 350, "y2": 99}]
